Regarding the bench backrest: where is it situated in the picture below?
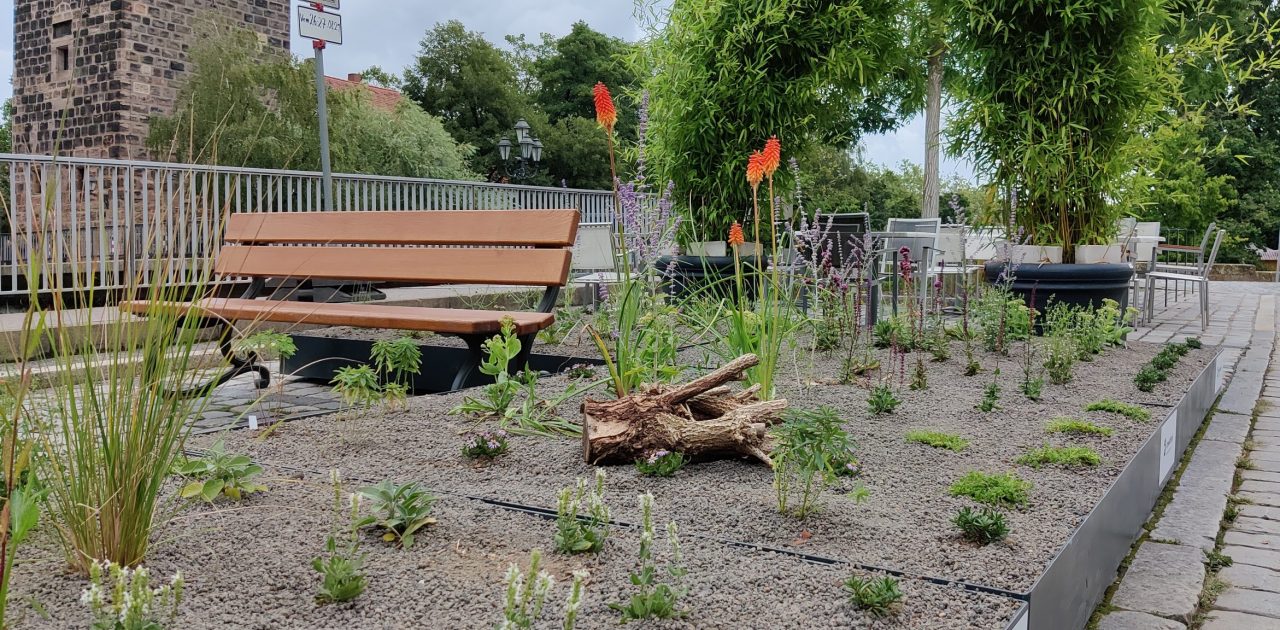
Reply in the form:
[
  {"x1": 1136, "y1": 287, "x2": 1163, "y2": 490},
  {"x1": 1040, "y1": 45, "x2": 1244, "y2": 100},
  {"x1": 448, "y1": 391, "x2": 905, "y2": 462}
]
[{"x1": 217, "y1": 210, "x2": 579, "y2": 287}]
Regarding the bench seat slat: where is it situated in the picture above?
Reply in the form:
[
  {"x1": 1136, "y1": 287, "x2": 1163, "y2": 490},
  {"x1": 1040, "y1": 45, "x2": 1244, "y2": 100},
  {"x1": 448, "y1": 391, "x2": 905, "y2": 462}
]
[
  {"x1": 224, "y1": 210, "x2": 580, "y2": 247},
  {"x1": 121, "y1": 298, "x2": 554, "y2": 336},
  {"x1": 214, "y1": 245, "x2": 571, "y2": 287}
]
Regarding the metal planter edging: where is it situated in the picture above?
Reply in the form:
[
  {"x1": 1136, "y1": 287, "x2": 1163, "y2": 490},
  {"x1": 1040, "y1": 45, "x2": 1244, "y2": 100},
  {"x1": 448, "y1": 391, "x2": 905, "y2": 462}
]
[{"x1": 1021, "y1": 350, "x2": 1220, "y2": 629}]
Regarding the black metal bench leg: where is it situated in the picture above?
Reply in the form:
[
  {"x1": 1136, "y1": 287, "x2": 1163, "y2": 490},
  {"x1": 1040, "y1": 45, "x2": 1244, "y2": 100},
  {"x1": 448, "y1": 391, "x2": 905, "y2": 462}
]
[
  {"x1": 450, "y1": 334, "x2": 486, "y2": 391},
  {"x1": 152, "y1": 324, "x2": 270, "y2": 399}
]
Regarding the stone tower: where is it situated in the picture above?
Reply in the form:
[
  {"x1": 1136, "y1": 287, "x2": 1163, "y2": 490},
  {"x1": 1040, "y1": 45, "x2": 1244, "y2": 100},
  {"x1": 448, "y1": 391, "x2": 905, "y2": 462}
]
[{"x1": 11, "y1": 0, "x2": 291, "y2": 160}]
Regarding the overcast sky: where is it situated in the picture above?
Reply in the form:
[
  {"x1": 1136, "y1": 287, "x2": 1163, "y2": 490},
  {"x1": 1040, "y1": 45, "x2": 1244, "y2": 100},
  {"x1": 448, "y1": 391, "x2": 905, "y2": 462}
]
[{"x1": 0, "y1": 0, "x2": 971, "y2": 179}]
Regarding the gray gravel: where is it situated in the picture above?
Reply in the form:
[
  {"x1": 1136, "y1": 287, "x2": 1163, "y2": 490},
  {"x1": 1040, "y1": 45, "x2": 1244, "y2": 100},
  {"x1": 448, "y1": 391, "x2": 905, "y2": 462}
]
[
  {"x1": 9, "y1": 465, "x2": 1020, "y2": 630},
  {"x1": 184, "y1": 338, "x2": 1210, "y2": 594}
]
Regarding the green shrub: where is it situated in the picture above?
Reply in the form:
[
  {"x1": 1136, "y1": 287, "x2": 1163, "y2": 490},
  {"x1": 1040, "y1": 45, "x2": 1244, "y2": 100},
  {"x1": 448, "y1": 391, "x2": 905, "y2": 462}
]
[
  {"x1": 1045, "y1": 418, "x2": 1113, "y2": 437},
  {"x1": 773, "y1": 407, "x2": 858, "y2": 518},
  {"x1": 173, "y1": 440, "x2": 267, "y2": 502},
  {"x1": 949, "y1": 471, "x2": 1031, "y2": 508},
  {"x1": 906, "y1": 430, "x2": 968, "y2": 452},
  {"x1": 1087, "y1": 399, "x2": 1151, "y2": 422},
  {"x1": 867, "y1": 384, "x2": 901, "y2": 415},
  {"x1": 844, "y1": 575, "x2": 902, "y2": 618},
  {"x1": 355, "y1": 480, "x2": 437, "y2": 548},
  {"x1": 952, "y1": 507, "x2": 1009, "y2": 545},
  {"x1": 1017, "y1": 445, "x2": 1101, "y2": 469}
]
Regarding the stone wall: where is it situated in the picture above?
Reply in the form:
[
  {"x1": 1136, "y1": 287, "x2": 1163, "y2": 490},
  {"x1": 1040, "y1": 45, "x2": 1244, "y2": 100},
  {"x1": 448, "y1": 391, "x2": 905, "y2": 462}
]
[{"x1": 11, "y1": 0, "x2": 290, "y2": 160}]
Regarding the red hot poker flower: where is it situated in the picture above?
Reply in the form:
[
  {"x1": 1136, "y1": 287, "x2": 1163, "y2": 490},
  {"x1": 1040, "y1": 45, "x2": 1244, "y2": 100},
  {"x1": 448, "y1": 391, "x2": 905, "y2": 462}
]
[
  {"x1": 761, "y1": 135, "x2": 782, "y2": 176},
  {"x1": 746, "y1": 151, "x2": 765, "y2": 189},
  {"x1": 728, "y1": 221, "x2": 746, "y2": 247},
  {"x1": 593, "y1": 82, "x2": 617, "y2": 133}
]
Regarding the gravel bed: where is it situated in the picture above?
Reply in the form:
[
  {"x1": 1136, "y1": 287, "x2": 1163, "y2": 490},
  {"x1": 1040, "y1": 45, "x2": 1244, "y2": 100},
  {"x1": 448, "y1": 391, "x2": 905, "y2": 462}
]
[
  {"x1": 191, "y1": 338, "x2": 1211, "y2": 594},
  {"x1": 10, "y1": 465, "x2": 1020, "y2": 629}
]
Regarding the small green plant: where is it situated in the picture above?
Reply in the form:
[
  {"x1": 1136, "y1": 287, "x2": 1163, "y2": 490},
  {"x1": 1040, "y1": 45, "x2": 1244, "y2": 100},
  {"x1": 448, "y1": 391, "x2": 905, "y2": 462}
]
[
  {"x1": 772, "y1": 407, "x2": 858, "y2": 518},
  {"x1": 1149, "y1": 351, "x2": 1178, "y2": 371},
  {"x1": 927, "y1": 324, "x2": 951, "y2": 362},
  {"x1": 1238, "y1": 456, "x2": 1256, "y2": 471},
  {"x1": 81, "y1": 560, "x2": 183, "y2": 630},
  {"x1": 502, "y1": 369, "x2": 595, "y2": 438},
  {"x1": 906, "y1": 430, "x2": 968, "y2": 452},
  {"x1": 1045, "y1": 418, "x2": 1114, "y2": 437},
  {"x1": 1185, "y1": 337, "x2": 1203, "y2": 349},
  {"x1": 461, "y1": 430, "x2": 510, "y2": 460},
  {"x1": 330, "y1": 364, "x2": 382, "y2": 412},
  {"x1": 952, "y1": 507, "x2": 1010, "y2": 545},
  {"x1": 370, "y1": 336, "x2": 422, "y2": 390},
  {"x1": 565, "y1": 363, "x2": 597, "y2": 380},
  {"x1": 554, "y1": 470, "x2": 611, "y2": 554},
  {"x1": 1169, "y1": 341, "x2": 1191, "y2": 356},
  {"x1": 313, "y1": 471, "x2": 367, "y2": 604},
  {"x1": 1044, "y1": 334, "x2": 1076, "y2": 384},
  {"x1": 964, "y1": 358, "x2": 981, "y2": 376},
  {"x1": 844, "y1": 575, "x2": 902, "y2": 618},
  {"x1": 872, "y1": 317, "x2": 905, "y2": 349},
  {"x1": 909, "y1": 358, "x2": 928, "y2": 391},
  {"x1": 233, "y1": 330, "x2": 297, "y2": 360},
  {"x1": 867, "y1": 383, "x2": 901, "y2": 415},
  {"x1": 635, "y1": 450, "x2": 685, "y2": 477},
  {"x1": 1017, "y1": 445, "x2": 1101, "y2": 469},
  {"x1": 173, "y1": 440, "x2": 268, "y2": 502},
  {"x1": 355, "y1": 480, "x2": 437, "y2": 548},
  {"x1": 949, "y1": 471, "x2": 1031, "y2": 508},
  {"x1": 976, "y1": 375, "x2": 1001, "y2": 412},
  {"x1": 497, "y1": 548, "x2": 589, "y2": 630},
  {"x1": 610, "y1": 494, "x2": 688, "y2": 622},
  {"x1": 1205, "y1": 550, "x2": 1233, "y2": 571},
  {"x1": 1133, "y1": 364, "x2": 1167, "y2": 391},
  {"x1": 452, "y1": 318, "x2": 523, "y2": 419},
  {"x1": 1021, "y1": 376, "x2": 1043, "y2": 400},
  {"x1": 1086, "y1": 399, "x2": 1151, "y2": 422}
]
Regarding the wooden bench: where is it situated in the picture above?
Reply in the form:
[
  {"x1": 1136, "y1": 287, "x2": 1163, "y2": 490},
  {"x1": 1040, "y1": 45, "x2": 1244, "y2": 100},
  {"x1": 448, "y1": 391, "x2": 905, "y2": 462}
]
[{"x1": 122, "y1": 209, "x2": 580, "y2": 394}]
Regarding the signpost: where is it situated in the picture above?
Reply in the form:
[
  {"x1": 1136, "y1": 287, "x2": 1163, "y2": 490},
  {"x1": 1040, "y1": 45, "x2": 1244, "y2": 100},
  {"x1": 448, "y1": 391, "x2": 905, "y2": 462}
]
[{"x1": 297, "y1": 1, "x2": 342, "y2": 211}]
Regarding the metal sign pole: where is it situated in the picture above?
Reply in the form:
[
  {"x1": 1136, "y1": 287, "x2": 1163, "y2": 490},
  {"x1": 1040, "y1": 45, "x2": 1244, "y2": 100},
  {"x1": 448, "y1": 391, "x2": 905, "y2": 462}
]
[{"x1": 313, "y1": 37, "x2": 333, "y2": 211}]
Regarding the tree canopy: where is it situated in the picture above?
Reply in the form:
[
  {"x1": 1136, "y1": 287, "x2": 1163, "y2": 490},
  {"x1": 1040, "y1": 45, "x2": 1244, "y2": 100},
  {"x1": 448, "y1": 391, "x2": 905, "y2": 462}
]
[{"x1": 148, "y1": 25, "x2": 474, "y2": 180}]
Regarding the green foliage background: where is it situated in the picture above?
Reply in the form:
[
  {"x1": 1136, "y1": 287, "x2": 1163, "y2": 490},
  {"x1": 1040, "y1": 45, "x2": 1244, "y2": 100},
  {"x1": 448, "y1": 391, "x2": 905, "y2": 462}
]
[{"x1": 644, "y1": 0, "x2": 908, "y2": 241}]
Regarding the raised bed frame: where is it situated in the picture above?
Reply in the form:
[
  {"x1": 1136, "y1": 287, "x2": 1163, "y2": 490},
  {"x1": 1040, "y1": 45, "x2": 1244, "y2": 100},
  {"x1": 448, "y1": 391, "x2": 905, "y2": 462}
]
[{"x1": 282, "y1": 332, "x2": 1222, "y2": 629}]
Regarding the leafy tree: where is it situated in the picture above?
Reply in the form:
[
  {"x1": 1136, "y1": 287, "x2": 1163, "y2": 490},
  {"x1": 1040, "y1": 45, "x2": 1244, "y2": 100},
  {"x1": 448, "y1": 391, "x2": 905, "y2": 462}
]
[
  {"x1": 645, "y1": 0, "x2": 908, "y2": 242},
  {"x1": 149, "y1": 25, "x2": 474, "y2": 180},
  {"x1": 402, "y1": 21, "x2": 528, "y2": 178},
  {"x1": 534, "y1": 22, "x2": 640, "y2": 137}
]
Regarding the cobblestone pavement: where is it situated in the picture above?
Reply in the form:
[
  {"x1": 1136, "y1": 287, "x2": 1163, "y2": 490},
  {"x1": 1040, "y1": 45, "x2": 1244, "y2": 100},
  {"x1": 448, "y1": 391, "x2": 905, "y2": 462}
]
[
  {"x1": 190, "y1": 371, "x2": 343, "y2": 433},
  {"x1": 1098, "y1": 281, "x2": 1280, "y2": 629}
]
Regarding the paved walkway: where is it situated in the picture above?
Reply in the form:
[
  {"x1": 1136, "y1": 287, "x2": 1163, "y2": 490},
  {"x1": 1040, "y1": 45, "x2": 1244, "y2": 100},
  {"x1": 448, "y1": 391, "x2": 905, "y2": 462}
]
[{"x1": 1098, "y1": 281, "x2": 1279, "y2": 629}]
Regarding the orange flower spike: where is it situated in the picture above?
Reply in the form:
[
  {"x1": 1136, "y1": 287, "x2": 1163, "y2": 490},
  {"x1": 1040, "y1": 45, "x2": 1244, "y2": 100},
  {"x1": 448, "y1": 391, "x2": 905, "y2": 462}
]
[
  {"x1": 728, "y1": 221, "x2": 746, "y2": 247},
  {"x1": 746, "y1": 151, "x2": 765, "y2": 189},
  {"x1": 593, "y1": 82, "x2": 617, "y2": 133},
  {"x1": 761, "y1": 135, "x2": 781, "y2": 176}
]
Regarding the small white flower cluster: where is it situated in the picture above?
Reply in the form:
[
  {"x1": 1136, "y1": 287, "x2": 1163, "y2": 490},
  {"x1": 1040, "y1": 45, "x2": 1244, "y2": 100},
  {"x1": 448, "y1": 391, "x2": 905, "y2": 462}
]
[{"x1": 80, "y1": 560, "x2": 184, "y2": 629}]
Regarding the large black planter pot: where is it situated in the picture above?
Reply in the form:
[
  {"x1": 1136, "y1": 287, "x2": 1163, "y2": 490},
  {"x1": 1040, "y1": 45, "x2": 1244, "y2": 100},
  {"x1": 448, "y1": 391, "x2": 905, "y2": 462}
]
[
  {"x1": 654, "y1": 255, "x2": 762, "y2": 301},
  {"x1": 984, "y1": 261, "x2": 1134, "y2": 313}
]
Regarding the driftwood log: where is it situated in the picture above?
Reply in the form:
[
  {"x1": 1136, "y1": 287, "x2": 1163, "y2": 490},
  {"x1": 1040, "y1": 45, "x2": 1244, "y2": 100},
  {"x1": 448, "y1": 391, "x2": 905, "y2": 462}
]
[{"x1": 581, "y1": 354, "x2": 788, "y2": 466}]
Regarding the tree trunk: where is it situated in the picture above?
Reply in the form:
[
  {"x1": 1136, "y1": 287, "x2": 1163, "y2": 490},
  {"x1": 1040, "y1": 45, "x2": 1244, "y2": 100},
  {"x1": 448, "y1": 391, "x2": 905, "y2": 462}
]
[
  {"x1": 581, "y1": 355, "x2": 787, "y2": 467},
  {"x1": 922, "y1": 46, "x2": 944, "y2": 220}
]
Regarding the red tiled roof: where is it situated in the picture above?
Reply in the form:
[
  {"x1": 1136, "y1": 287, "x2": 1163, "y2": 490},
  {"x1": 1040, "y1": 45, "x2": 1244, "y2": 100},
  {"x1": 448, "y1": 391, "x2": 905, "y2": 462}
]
[{"x1": 325, "y1": 75, "x2": 404, "y2": 112}]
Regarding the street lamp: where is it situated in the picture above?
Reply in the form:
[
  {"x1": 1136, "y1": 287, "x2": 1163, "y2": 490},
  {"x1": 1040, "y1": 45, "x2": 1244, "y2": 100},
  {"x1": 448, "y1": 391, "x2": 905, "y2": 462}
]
[{"x1": 496, "y1": 119, "x2": 542, "y2": 182}]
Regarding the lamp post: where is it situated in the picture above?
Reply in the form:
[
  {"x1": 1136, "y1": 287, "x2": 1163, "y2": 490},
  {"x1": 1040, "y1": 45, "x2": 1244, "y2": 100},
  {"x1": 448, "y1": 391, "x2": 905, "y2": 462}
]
[{"x1": 496, "y1": 119, "x2": 543, "y2": 182}]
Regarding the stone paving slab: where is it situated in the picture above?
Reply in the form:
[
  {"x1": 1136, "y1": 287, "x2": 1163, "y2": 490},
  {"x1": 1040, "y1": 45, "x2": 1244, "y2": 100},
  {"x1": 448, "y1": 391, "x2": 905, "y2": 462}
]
[
  {"x1": 1240, "y1": 479, "x2": 1280, "y2": 495},
  {"x1": 1214, "y1": 587, "x2": 1280, "y2": 619},
  {"x1": 1241, "y1": 505, "x2": 1280, "y2": 520},
  {"x1": 1111, "y1": 542, "x2": 1206, "y2": 623},
  {"x1": 1243, "y1": 469, "x2": 1280, "y2": 484},
  {"x1": 1247, "y1": 449, "x2": 1280, "y2": 464},
  {"x1": 1152, "y1": 482, "x2": 1235, "y2": 552},
  {"x1": 1224, "y1": 530, "x2": 1280, "y2": 550},
  {"x1": 1218, "y1": 563, "x2": 1280, "y2": 592},
  {"x1": 1238, "y1": 491, "x2": 1280, "y2": 508},
  {"x1": 1096, "y1": 611, "x2": 1185, "y2": 630},
  {"x1": 1203, "y1": 412, "x2": 1253, "y2": 444},
  {"x1": 1224, "y1": 544, "x2": 1280, "y2": 571},
  {"x1": 1234, "y1": 516, "x2": 1280, "y2": 535},
  {"x1": 1203, "y1": 609, "x2": 1280, "y2": 630}
]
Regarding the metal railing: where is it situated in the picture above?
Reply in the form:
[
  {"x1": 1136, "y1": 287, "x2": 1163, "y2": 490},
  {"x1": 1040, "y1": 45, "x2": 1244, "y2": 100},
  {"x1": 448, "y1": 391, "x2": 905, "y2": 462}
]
[{"x1": 0, "y1": 153, "x2": 616, "y2": 295}]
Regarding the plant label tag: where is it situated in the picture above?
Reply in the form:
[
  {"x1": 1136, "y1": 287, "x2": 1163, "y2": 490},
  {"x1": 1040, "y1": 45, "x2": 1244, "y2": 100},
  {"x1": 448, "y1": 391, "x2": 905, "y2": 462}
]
[
  {"x1": 1159, "y1": 410, "x2": 1178, "y2": 484},
  {"x1": 248, "y1": 415, "x2": 259, "y2": 431}
]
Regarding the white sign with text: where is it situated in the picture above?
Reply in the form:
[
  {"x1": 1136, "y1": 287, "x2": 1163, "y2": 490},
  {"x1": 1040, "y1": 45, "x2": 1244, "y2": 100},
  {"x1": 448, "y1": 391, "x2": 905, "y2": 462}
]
[
  {"x1": 298, "y1": 6, "x2": 342, "y2": 44},
  {"x1": 1159, "y1": 409, "x2": 1179, "y2": 484}
]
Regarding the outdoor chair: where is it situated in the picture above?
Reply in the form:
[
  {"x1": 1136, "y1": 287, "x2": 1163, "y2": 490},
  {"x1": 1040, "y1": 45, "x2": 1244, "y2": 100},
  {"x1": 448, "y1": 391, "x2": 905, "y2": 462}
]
[
  {"x1": 871, "y1": 218, "x2": 941, "y2": 318},
  {"x1": 1152, "y1": 222, "x2": 1218, "y2": 305},
  {"x1": 1144, "y1": 229, "x2": 1225, "y2": 331},
  {"x1": 570, "y1": 223, "x2": 622, "y2": 308}
]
